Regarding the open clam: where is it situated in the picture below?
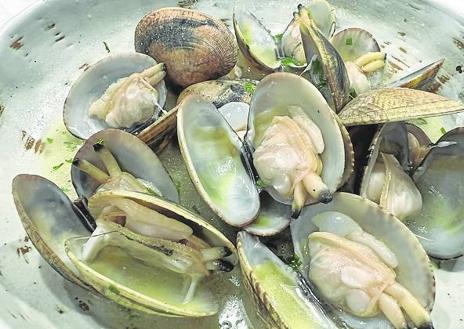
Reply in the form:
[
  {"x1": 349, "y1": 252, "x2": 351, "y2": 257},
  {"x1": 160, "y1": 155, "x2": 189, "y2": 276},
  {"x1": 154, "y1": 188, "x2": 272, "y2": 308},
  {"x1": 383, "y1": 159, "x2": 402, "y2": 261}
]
[
  {"x1": 360, "y1": 123, "x2": 464, "y2": 260},
  {"x1": 70, "y1": 128, "x2": 179, "y2": 205},
  {"x1": 63, "y1": 53, "x2": 168, "y2": 140},
  {"x1": 237, "y1": 231, "x2": 338, "y2": 329},
  {"x1": 291, "y1": 192, "x2": 435, "y2": 329},
  {"x1": 135, "y1": 7, "x2": 237, "y2": 88},
  {"x1": 233, "y1": 0, "x2": 335, "y2": 72},
  {"x1": 247, "y1": 72, "x2": 353, "y2": 217},
  {"x1": 12, "y1": 174, "x2": 236, "y2": 317}
]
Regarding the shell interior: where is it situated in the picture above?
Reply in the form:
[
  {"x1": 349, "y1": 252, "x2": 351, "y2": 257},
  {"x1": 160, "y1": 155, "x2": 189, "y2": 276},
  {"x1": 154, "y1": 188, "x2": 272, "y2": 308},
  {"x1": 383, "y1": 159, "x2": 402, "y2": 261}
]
[
  {"x1": 330, "y1": 27, "x2": 380, "y2": 62},
  {"x1": 177, "y1": 95, "x2": 260, "y2": 227},
  {"x1": 71, "y1": 128, "x2": 179, "y2": 203},
  {"x1": 63, "y1": 53, "x2": 166, "y2": 140}
]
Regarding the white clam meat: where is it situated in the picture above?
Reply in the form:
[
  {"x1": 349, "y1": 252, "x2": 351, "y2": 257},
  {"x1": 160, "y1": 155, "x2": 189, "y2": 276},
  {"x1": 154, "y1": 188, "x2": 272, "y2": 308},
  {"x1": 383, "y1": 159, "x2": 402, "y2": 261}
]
[{"x1": 89, "y1": 63, "x2": 166, "y2": 128}]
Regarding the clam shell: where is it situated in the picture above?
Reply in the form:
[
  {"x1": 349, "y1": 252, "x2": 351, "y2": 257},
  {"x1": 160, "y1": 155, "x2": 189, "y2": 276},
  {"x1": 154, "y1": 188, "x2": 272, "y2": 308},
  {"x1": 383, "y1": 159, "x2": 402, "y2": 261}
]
[
  {"x1": 330, "y1": 27, "x2": 380, "y2": 62},
  {"x1": 247, "y1": 72, "x2": 350, "y2": 205},
  {"x1": 291, "y1": 192, "x2": 435, "y2": 327},
  {"x1": 299, "y1": 5, "x2": 350, "y2": 113},
  {"x1": 406, "y1": 128, "x2": 464, "y2": 259},
  {"x1": 386, "y1": 59, "x2": 444, "y2": 90},
  {"x1": 237, "y1": 231, "x2": 336, "y2": 329},
  {"x1": 177, "y1": 95, "x2": 260, "y2": 227},
  {"x1": 11, "y1": 174, "x2": 177, "y2": 316},
  {"x1": 338, "y1": 87, "x2": 464, "y2": 126},
  {"x1": 233, "y1": 9, "x2": 280, "y2": 72},
  {"x1": 177, "y1": 79, "x2": 254, "y2": 108},
  {"x1": 135, "y1": 7, "x2": 237, "y2": 87},
  {"x1": 71, "y1": 128, "x2": 178, "y2": 203},
  {"x1": 63, "y1": 53, "x2": 166, "y2": 140}
]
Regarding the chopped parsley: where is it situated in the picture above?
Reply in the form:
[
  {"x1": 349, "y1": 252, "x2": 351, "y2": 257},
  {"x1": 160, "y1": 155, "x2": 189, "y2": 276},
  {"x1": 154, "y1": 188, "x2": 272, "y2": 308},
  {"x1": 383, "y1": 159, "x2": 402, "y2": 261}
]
[
  {"x1": 440, "y1": 127, "x2": 446, "y2": 135},
  {"x1": 108, "y1": 285, "x2": 120, "y2": 294},
  {"x1": 274, "y1": 33, "x2": 283, "y2": 44},
  {"x1": 63, "y1": 141, "x2": 78, "y2": 151},
  {"x1": 256, "y1": 178, "x2": 267, "y2": 189},
  {"x1": 46, "y1": 137, "x2": 54, "y2": 144},
  {"x1": 244, "y1": 81, "x2": 256, "y2": 95},
  {"x1": 287, "y1": 254, "x2": 302, "y2": 271},
  {"x1": 65, "y1": 158, "x2": 74, "y2": 164},
  {"x1": 52, "y1": 163, "x2": 64, "y2": 171},
  {"x1": 345, "y1": 37, "x2": 353, "y2": 46},
  {"x1": 280, "y1": 56, "x2": 302, "y2": 68},
  {"x1": 96, "y1": 139, "x2": 105, "y2": 146},
  {"x1": 146, "y1": 187, "x2": 158, "y2": 196}
]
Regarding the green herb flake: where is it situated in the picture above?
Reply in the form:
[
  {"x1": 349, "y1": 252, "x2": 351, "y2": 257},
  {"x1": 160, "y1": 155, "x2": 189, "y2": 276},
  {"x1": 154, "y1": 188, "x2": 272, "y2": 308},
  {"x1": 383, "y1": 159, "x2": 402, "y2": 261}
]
[
  {"x1": 46, "y1": 137, "x2": 54, "y2": 144},
  {"x1": 256, "y1": 178, "x2": 267, "y2": 189},
  {"x1": 146, "y1": 187, "x2": 158, "y2": 196},
  {"x1": 411, "y1": 118, "x2": 427, "y2": 125},
  {"x1": 440, "y1": 127, "x2": 446, "y2": 135},
  {"x1": 60, "y1": 186, "x2": 70, "y2": 193},
  {"x1": 345, "y1": 37, "x2": 353, "y2": 46},
  {"x1": 244, "y1": 81, "x2": 256, "y2": 95},
  {"x1": 274, "y1": 33, "x2": 283, "y2": 43},
  {"x1": 280, "y1": 56, "x2": 301, "y2": 68},
  {"x1": 63, "y1": 141, "x2": 78, "y2": 151},
  {"x1": 287, "y1": 254, "x2": 302, "y2": 271},
  {"x1": 96, "y1": 139, "x2": 105, "y2": 146},
  {"x1": 108, "y1": 285, "x2": 120, "y2": 294},
  {"x1": 52, "y1": 163, "x2": 64, "y2": 171},
  {"x1": 65, "y1": 158, "x2": 74, "y2": 164},
  {"x1": 103, "y1": 41, "x2": 110, "y2": 53}
]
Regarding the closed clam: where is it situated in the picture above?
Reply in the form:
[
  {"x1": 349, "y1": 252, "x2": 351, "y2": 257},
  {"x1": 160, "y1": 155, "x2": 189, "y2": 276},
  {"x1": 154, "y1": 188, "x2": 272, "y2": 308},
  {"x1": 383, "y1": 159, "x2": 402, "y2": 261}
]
[{"x1": 135, "y1": 7, "x2": 237, "y2": 87}]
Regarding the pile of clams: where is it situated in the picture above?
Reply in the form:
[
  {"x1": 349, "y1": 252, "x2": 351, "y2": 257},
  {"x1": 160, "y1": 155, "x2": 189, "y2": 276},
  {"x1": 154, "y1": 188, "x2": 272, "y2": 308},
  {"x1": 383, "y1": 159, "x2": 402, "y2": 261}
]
[{"x1": 11, "y1": 1, "x2": 464, "y2": 328}]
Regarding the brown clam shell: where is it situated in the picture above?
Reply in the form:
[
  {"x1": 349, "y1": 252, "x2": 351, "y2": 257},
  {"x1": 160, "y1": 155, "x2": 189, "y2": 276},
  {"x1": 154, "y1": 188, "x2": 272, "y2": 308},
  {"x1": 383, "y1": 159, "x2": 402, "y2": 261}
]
[
  {"x1": 135, "y1": 7, "x2": 238, "y2": 88},
  {"x1": 338, "y1": 87, "x2": 464, "y2": 126}
]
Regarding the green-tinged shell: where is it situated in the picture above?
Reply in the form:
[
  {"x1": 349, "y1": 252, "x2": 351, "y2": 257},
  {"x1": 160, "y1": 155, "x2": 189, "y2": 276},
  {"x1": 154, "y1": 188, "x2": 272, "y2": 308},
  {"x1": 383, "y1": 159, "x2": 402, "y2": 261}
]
[
  {"x1": 330, "y1": 28, "x2": 380, "y2": 62},
  {"x1": 71, "y1": 128, "x2": 178, "y2": 203},
  {"x1": 406, "y1": 128, "x2": 464, "y2": 259},
  {"x1": 177, "y1": 79, "x2": 255, "y2": 108},
  {"x1": 237, "y1": 231, "x2": 337, "y2": 329},
  {"x1": 177, "y1": 95, "x2": 260, "y2": 227},
  {"x1": 338, "y1": 88, "x2": 464, "y2": 126},
  {"x1": 233, "y1": 9, "x2": 281, "y2": 72},
  {"x1": 291, "y1": 192, "x2": 435, "y2": 328},
  {"x1": 386, "y1": 59, "x2": 444, "y2": 90},
  {"x1": 135, "y1": 7, "x2": 237, "y2": 87},
  {"x1": 243, "y1": 192, "x2": 292, "y2": 237},
  {"x1": 11, "y1": 174, "x2": 181, "y2": 316},
  {"x1": 298, "y1": 5, "x2": 350, "y2": 112},
  {"x1": 247, "y1": 72, "x2": 350, "y2": 205}
]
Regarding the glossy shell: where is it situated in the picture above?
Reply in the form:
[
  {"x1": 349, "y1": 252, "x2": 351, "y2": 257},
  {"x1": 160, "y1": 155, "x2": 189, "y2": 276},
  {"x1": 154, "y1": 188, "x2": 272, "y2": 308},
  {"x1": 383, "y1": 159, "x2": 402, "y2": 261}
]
[
  {"x1": 233, "y1": 9, "x2": 280, "y2": 72},
  {"x1": 247, "y1": 72, "x2": 351, "y2": 205},
  {"x1": 11, "y1": 174, "x2": 174, "y2": 316},
  {"x1": 291, "y1": 192, "x2": 435, "y2": 327},
  {"x1": 330, "y1": 28, "x2": 380, "y2": 62},
  {"x1": 237, "y1": 231, "x2": 336, "y2": 329},
  {"x1": 71, "y1": 128, "x2": 178, "y2": 203},
  {"x1": 135, "y1": 7, "x2": 237, "y2": 87},
  {"x1": 177, "y1": 95, "x2": 260, "y2": 227},
  {"x1": 386, "y1": 59, "x2": 444, "y2": 90},
  {"x1": 406, "y1": 128, "x2": 464, "y2": 259},
  {"x1": 177, "y1": 79, "x2": 254, "y2": 108},
  {"x1": 63, "y1": 53, "x2": 167, "y2": 140},
  {"x1": 338, "y1": 87, "x2": 464, "y2": 126}
]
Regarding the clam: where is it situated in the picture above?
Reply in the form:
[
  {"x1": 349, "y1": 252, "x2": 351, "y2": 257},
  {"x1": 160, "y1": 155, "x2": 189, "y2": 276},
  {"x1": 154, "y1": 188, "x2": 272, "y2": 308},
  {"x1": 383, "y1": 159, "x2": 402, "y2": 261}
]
[
  {"x1": 330, "y1": 28, "x2": 385, "y2": 95},
  {"x1": 63, "y1": 53, "x2": 168, "y2": 140},
  {"x1": 405, "y1": 128, "x2": 464, "y2": 259},
  {"x1": 298, "y1": 4, "x2": 350, "y2": 113},
  {"x1": 291, "y1": 192, "x2": 435, "y2": 329},
  {"x1": 360, "y1": 123, "x2": 464, "y2": 259},
  {"x1": 338, "y1": 87, "x2": 464, "y2": 126},
  {"x1": 177, "y1": 94, "x2": 260, "y2": 227},
  {"x1": 386, "y1": 59, "x2": 444, "y2": 90},
  {"x1": 177, "y1": 79, "x2": 255, "y2": 108},
  {"x1": 237, "y1": 231, "x2": 338, "y2": 329},
  {"x1": 12, "y1": 174, "x2": 236, "y2": 317},
  {"x1": 70, "y1": 128, "x2": 179, "y2": 204},
  {"x1": 247, "y1": 72, "x2": 353, "y2": 217},
  {"x1": 233, "y1": 0, "x2": 336, "y2": 72},
  {"x1": 135, "y1": 7, "x2": 237, "y2": 88}
]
